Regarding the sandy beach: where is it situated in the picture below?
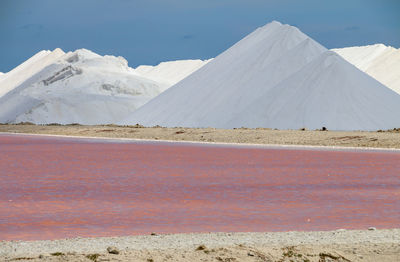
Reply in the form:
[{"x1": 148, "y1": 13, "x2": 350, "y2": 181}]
[
  {"x1": 1, "y1": 124, "x2": 400, "y2": 149},
  {"x1": 1, "y1": 229, "x2": 399, "y2": 261}
]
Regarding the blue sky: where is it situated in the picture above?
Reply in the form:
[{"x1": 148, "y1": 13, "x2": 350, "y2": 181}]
[{"x1": 0, "y1": 0, "x2": 399, "y2": 72}]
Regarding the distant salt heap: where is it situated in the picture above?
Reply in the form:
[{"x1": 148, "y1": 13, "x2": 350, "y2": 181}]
[
  {"x1": 0, "y1": 49, "x2": 167, "y2": 124},
  {"x1": 121, "y1": 21, "x2": 400, "y2": 131},
  {"x1": 134, "y1": 59, "x2": 212, "y2": 86},
  {"x1": 0, "y1": 48, "x2": 65, "y2": 98},
  {"x1": 333, "y1": 44, "x2": 400, "y2": 94}
]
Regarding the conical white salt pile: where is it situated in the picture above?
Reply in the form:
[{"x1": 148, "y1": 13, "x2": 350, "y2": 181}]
[
  {"x1": 120, "y1": 21, "x2": 400, "y2": 131},
  {"x1": 333, "y1": 44, "x2": 400, "y2": 94},
  {"x1": 231, "y1": 51, "x2": 400, "y2": 130},
  {"x1": 0, "y1": 49, "x2": 167, "y2": 124}
]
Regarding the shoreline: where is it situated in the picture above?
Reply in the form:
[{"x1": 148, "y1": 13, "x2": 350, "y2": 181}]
[
  {"x1": 3, "y1": 131, "x2": 400, "y2": 153},
  {"x1": 1, "y1": 124, "x2": 400, "y2": 150},
  {"x1": 1, "y1": 229, "x2": 399, "y2": 261}
]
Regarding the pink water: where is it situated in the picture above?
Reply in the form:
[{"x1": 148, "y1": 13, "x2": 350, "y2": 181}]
[{"x1": 0, "y1": 134, "x2": 399, "y2": 241}]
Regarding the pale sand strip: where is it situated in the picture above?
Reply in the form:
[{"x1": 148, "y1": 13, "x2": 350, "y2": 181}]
[{"x1": 1, "y1": 229, "x2": 399, "y2": 261}]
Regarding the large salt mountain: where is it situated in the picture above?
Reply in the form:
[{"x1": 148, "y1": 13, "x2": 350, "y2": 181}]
[
  {"x1": 333, "y1": 44, "x2": 400, "y2": 94},
  {"x1": 0, "y1": 49, "x2": 167, "y2": 124},
  {"x1": 121, "y1": 21, "x2": 400, "y2": 131}
]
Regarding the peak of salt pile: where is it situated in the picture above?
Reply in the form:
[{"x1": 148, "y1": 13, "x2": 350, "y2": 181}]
[
  {"x1": 0, "y1": 48, "x2": 65, "y2": 97},
  {"x1": 120, "y1": 21, "x2": 400, "y2": 131},
  {"x1": 333, "y1": 44, "x2": 400, "y2": 94},
  {"x1": 0, "y1": 49, "x2": 167, "y2": 125}
]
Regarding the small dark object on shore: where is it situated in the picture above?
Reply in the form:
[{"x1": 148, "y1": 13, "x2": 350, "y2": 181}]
[
  {"x1": 319, "y1": 252, "x2": 350, "y2": 261},
  {"x1": 196, "y1": 245, "x2": 207, "y2": 251},
  {"x1": 107, "y1": 246, "x2": 120, "y2": 255},
  {"x1": 50, "y1": 252, "x2": 64, "y2": 256},
  {"x1": 86, "y1": 254, "x2": 100, "y2": 261}
]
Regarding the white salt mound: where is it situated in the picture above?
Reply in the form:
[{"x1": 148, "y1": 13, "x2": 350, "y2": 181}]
[
  {"x1": 231, "y1": 51, "x2": 400, "y2": 130},
  {"x1": 0, "y1": 48, "x2": 65, "y2": 97},
  {"x1": 134, "y1": 59, "x2": 212, "y2": 86},
  {"x1": 0, "y1": 49, "x2": 167, "y2": 125},
  {"x1": 333, "y1": 44, "x2": 400, "y2": 94},
  {"x1": 120, "y1": 21, "x2": 400, "y2": 131}
]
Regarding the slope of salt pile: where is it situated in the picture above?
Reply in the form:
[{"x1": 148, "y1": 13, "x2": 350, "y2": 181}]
[
  {"x1": 0, "y1": 49, "x2": 65, "y2": 97},
  {"x1": 120, "y1": 21, "x2": 400, "y2": 131},
  {"x1": 134, "y1": 59, "x2": 212, "y2": 86},
  {"x1": 0, "y1": 49, "x2": 167, "y2": 125},
  {"x1": 231, "y1": 51, "x2": 400, "y2": 130},
  {"x1": 333, "y1": 44, "x2": 400, "y2": 94}
]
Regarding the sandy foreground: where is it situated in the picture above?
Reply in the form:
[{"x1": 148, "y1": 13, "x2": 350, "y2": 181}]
[
  {"x1": 1, "y1": 124, "x2": 400, "y2": 149},
  {"x1": 0, "y1": 230, "x2": 399, "y2": 262}
]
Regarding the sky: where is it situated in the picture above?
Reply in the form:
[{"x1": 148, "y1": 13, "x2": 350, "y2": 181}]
[{"x1": 0, "y1": 0, "x2": 399, "y2": 72}]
